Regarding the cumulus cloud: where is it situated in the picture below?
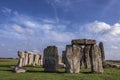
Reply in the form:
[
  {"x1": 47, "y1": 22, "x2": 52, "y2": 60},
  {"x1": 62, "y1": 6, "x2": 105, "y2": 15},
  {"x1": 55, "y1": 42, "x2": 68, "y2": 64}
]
[
  {"x1": 108, "y1": 23, "x2": 120, "y2": 36},
  {"x1": 84, "y1": 21, "x2": 111, "y2": 33},
  {"x1": 78, "y1": 21, "x2": 120, "y2": 60}
]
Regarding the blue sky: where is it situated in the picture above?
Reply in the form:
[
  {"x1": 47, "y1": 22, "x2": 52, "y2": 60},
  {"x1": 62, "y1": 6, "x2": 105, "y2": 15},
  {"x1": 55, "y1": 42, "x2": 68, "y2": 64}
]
[{"x1": 0, "y1": 0, "x2": 120, "y2": 60}]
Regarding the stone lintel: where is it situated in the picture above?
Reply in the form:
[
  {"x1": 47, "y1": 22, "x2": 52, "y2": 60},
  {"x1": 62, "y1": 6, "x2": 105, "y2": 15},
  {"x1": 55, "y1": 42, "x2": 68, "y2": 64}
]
[{"x1": 72, "y1": 39, "x2": 96, "y2": 45}]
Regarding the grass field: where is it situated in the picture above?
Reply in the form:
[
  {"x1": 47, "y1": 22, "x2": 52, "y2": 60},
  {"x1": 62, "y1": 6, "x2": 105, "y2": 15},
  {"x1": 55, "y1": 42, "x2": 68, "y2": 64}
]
[{"x1": 0, "y1": 58, "x2": 120, "y2": 80}]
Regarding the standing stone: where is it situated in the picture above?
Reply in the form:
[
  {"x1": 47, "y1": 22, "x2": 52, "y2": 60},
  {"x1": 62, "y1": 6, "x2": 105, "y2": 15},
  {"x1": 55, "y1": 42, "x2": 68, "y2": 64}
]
[
  {"x1": 90, "y1": 44, "x2": 103, "y2": 73},
  {"x1": 17, "y1": 51, "x2": 25, "y2": 67},
  {"x1": 72, "y1": 45, "x2": 82, "y2": 73},
  {"x1": 65, "y1": 45, "x2": 73, "y2": 73},
  {"x1": 38, "y1": 54, "x2": 42, "y2": 66},
  {"x1": 44, "y1": 46, "x2": 58, "y2": 72},
  {"x1": 24, "y1": 51, "x2": 29, "y2": 66},
  {"x1": 80, "y1": 47, "x2": 85, "y2": 69},
  {"x1": 84, "y1": 45, "x2": 91, "y2": 69},
  {"x1": 99, "y1": 42, "x2": 105, "y2": 67},
  {"x1": 43, "y1": 49, "x2": 46, "y2": 68},
  {"x1": 33, "y1": 53, "x2": 40, "y2": 66},
  {"x1": 28, "y1": 52, "x2": 33, "y2": 65},
  {"x1": 40, "y1": 54, "x2": 43, "y2": 66},
  {"x1": 65, "y1": 45, "x2": 81, "y2": 73}
]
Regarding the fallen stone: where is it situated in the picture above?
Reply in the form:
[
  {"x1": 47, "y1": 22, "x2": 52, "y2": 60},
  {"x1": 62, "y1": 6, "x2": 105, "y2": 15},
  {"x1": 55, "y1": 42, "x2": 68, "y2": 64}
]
[
  {"x1": 14, "y1": 66, "x2": 27, "y2": 73},
  {"x1": 105, "y1": 63, "x2": 120, "y2": 68},
  {"x1": 57, "y1": 63, "x2": 66, "y2": 68}
]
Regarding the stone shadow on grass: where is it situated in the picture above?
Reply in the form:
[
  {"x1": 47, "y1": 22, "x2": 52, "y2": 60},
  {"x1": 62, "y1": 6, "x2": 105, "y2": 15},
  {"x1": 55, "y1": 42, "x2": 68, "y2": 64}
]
[
  {"x1": 27, "y1": 70, "x2": 66, "y2": 74},
  {"x1": 81, "y1": 72, "x2": 92, "y2": 74}
]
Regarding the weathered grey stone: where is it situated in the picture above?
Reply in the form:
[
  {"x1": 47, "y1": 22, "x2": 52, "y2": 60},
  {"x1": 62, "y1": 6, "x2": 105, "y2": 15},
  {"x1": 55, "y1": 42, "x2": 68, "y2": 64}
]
[
  {"x1": 65, "y1": 45, "x2": 73, "y2": 73},
  {"x1": 38, "y1": 54, "x2": 42, "y2": 66},
  {"x1": 14, "y1": 66, "x2": 26, "y2": 73},
  {"x1": 84, "y1": 45, "x2": 91, "y2": 69},
  {"x1": 72, "y1": 39, "x2": 96, "y2": 45},
  {"x1": 28, "y1": 52, "x2": 33, "y2": 65},
  {"x1": 90, "y1": 44, "x2": 104, "y2": 73},
  {"x1": 105, "y1": 63, "x2": 119, "y2": 68},
  {"x1": 65, "y1": 45, "x2": 81, "y2": 73},
  {"x1": 33, "y1": 53, "x2": 40, "y2": 66},
  {"x1": 43, "y1": 46, "x2": 59, "y2": 72},
  {"x1": 17, "y1": 51, "x2": 25, "y2": 67},
  {"x1": 24, "y1": 51, "x2": 29, "y2": 66},
  {"x1": 99, "y1": 42, "x2": 105, "y2": 67}
]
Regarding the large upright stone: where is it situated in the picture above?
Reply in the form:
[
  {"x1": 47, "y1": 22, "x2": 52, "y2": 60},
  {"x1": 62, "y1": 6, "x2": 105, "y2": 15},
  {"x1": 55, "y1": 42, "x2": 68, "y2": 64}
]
[
  {"x1": 90, "y1": 44, "x2": 103, "y2": 73},
  {"x1": 17, "y1": 51, "x2": 25, "y2": 67},
  {"x1": 84, "y1": 45, "x2": 91, "y2": 69},
  {"x1": 65, "y1": 45, "x2": 81, "y2": 73},
  {"x1": 33, "y1": 53, "x2": 40, "y2": 66},
  {"x1": 99, "y1": 42, "x2": 105, "y2": 67},
  {"x1": 28, "y1": 52, "x2": 33, "y2": 65},
  {"x1": 38, "y1": 54, "x2": 42, "y2": 66},
  {"x1": 24, "y1": 51, "x2": 29, "y2": 66},
  {"x1": 43, "y1": 46, "x2": 58, "y2": 72}
]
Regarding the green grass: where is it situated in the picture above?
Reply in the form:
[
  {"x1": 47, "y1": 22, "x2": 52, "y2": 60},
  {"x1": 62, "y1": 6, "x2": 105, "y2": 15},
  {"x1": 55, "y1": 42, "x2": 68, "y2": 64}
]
[{"x1": 0, "y1": 59, "x2": 120, "y2": 80}]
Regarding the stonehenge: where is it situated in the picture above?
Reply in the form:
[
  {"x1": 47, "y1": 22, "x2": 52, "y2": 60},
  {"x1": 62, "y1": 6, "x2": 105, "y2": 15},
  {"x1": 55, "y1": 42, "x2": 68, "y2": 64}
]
[
  {"x1": 43, "y1": 46, "x2": 59, "y2": 72},
  {"x1": 62, "y1": 39, "x2": 104, "y2": 73},
  {"x1": 15, "y1": 38, "x2": 105, "y2": 74}
]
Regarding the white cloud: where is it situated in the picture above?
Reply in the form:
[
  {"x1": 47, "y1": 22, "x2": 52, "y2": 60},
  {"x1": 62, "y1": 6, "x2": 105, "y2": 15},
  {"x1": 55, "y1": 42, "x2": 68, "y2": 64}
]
[
  {"x1": 42, "y1": 19, "x2": 56, "y2": 24},
  {"x1": 12, "y1": 24, "x2": 25, "y2": 33},
  {"x1": 24, "y1": 21, "x2": 38, "y2": 28},
  {"x1": 1, "y1": 7, "x2": 12, "y2": 15},
  {"x1": 84, "y1": 21, "x2": 111, "y2": 33},
  {"x1": 42, "y1": 24, "x2": 53, "y2": 33},
  {"x1": 11, "y1": 24, "x2": 34, "y2": 35},
  {"x1": 46, "y1": 31, "x2": 75, "y2": 42},
  {"x1": 108, "y1": 23, "x2": 120, "y2": 36}
]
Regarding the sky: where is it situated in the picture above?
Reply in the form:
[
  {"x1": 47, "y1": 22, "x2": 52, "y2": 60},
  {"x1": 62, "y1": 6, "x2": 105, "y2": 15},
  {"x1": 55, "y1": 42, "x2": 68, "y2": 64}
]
[{"x1": 0, "y1": 0, "x2": 120, "y2": 60}]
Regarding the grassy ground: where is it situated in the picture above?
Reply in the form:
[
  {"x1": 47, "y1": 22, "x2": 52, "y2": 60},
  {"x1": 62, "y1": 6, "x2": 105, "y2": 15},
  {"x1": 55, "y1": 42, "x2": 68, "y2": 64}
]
[{"x1": 0, "y1": 58, "x2": 120, "y2": 80}]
